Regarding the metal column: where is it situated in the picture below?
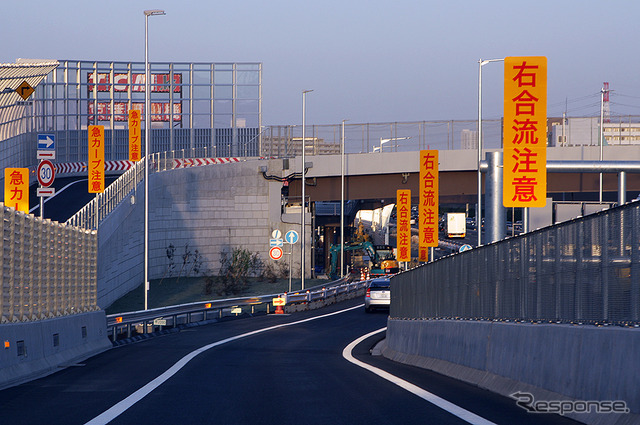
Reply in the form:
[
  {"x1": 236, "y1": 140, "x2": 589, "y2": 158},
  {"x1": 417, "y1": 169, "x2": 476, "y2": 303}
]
[{"x1": 485, "y1": 151, "x2": 506, "y2": 243}]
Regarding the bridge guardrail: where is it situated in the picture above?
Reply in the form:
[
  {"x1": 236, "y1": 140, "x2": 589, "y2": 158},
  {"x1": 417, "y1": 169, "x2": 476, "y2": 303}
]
[{"x1": 106, "y1": 277, "x2": 363, "y2": 342}]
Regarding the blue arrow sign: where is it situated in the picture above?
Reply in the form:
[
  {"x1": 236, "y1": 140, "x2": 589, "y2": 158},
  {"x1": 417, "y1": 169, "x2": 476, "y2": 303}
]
[
  {"x1": 38, "y1": 134, "x2": 55, "y2": 150},
  {"x1": 270, "y1": 238, "x2": 283, "y2": 247},
  {"x1": 459, "y1": 244, "x2": 473, "y2": 253},
  {"x1": 285, "y1": 230, "x2": 299, "y2": 244}
]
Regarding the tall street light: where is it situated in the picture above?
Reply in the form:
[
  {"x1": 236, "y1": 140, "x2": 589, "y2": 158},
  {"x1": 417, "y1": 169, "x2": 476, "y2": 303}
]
[
  {"x1": 301, "y1": 89, "x2": 313, "y2": 290},
  {"x1": 341, "y1": 119, "x2": 347, "y2": 278},
  {"x1": 599, "y1": 85, "x2": 606, "y2": 203},
  {"x1": 477, "y1": 58, "x2": 503, "y2": 247},
  {"x1": 144, "y1": 9, "x2": 165, "y2": 310}
]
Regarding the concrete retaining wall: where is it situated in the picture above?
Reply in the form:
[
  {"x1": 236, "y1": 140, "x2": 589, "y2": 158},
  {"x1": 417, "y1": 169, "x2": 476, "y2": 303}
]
[
  {"x1": 0, "y1": 311, "x2": 112, "y2": 390},
  {"x1": 385, "y1": 319, "x2": 640, "y2": 425},
  {"x1": 97, "y1": 158, "x2": 311, "y2": 309}
]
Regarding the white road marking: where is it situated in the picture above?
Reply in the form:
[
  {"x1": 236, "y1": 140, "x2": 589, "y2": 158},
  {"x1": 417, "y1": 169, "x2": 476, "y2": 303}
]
[
  {"x1": 84, "y1": 304, "x2": 363, "y2": 425},
  {"x1": 29, "y1": 179, "x2": 88, "y2": 213},
  {"x1": 342, "y1": 328, "x2": 498, "y2": 425}
]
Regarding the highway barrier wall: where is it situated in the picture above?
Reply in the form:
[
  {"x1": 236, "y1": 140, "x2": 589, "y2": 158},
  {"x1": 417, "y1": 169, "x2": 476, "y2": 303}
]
[
  {"x1": 0, "y1": 310, "x2": 111, "y2": 390},
  {"x1": 383, "y1": 319, "x2": 639, "y2": 425},
  {"x1": 387, "y1": 201, "x2": 640, "y2": 425},
  {"x1": 0, "y1": 204, "x2": 109, "y2": 389}
]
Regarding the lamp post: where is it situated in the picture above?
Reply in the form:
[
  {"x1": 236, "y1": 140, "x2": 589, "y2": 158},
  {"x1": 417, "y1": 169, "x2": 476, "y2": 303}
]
[
  {"x1": 341, "y1": 119, "x2": 347, "y2": 277},
  {"x1": 301, "y1": 89, "x2": 313, "y2": 290},
  {"x1": 144, "y1": 9, "x2": 165, "y2": 310},
  {"x1": 599, "y1": 86, "x2": 605, "y2": 203},
  {"x1": 477, "y1": 58, "x2": 503, "y2": 247}
]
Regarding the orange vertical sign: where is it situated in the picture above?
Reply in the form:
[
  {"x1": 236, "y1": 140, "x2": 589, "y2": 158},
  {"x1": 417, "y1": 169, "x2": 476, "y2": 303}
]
[
  {"x1": 129, "y1": 109, "x2": 142, "y2": 162},
  {"x1": 4, "y1": 168, "x2": 29, "y2": 213},
  {"x1": 396, "y1": 190, "x2": 411, "y2": 262},
  {"x1": 88, "y1": 125, "x2": 105, "y2": 193},
  {"x1": 419, "y1": 150, "x2": 439, "y2": 261},
  {"x1": 503, "y1": 56, "x2": 547, "y2": 207}
]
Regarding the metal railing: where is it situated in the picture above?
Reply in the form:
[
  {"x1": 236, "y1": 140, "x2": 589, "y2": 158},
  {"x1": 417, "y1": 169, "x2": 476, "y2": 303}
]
[
  {"x1": 391, "y1": 201, "x2": 640, "y2": 326},
  {"x1": 1, "y1": 205, "x2": 98, "y2": 323},
  {"x1": 106, "y1": 277, "x2": 366, "y2": 342},
  {"x1": 260, "y1": 120, "x2": 502, "y2": 156}
]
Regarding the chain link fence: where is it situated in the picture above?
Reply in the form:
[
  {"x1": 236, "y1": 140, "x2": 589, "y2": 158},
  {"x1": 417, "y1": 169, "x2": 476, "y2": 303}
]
[
  {"x1": 1, "y1": 205, "x2": 98, "y2": 323},
  {"x1": 391, "y1": 201, "x2": 640, "y2": 326},
  {"x1": 260, "y1": 119, "x2": 502, "y2": 156}
]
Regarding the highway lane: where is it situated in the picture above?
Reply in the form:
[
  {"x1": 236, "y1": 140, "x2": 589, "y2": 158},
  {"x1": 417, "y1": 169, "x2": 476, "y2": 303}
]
[
  {"x1": 0, "y1": 298, "x2": 578, "y2": 425},
  {"x1": 29, "y1": 176, "x2": 119, "y2": 223}
]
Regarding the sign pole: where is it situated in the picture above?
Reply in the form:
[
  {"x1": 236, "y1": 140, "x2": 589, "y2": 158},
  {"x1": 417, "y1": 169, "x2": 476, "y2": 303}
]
[{"x1": 288, "y1": 244, "x2": 293, "y2": 293}]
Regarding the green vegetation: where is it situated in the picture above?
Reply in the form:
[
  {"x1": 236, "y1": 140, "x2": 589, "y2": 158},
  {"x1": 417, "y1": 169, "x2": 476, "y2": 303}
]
[{"x1": 105, "y1": 245, "x2": 329, "y2": 314}]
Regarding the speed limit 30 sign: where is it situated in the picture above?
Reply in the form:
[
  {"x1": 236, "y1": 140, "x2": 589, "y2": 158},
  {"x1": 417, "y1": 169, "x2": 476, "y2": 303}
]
[
  {"x1": 37, "y1": 160, "x2": 55, "y2": 187},
  {"x1": 269, "y1": 246, "x2": 283, "y2": 261}
]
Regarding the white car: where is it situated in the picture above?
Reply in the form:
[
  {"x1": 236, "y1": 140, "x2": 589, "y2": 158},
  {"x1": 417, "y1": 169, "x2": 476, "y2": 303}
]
[{"x1": 364, "y1": 277, "x2": 390, "y2": 313}]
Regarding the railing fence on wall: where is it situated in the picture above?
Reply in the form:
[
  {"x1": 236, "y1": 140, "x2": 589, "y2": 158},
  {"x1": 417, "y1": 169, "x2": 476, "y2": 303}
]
[
  {"x1": 259, "y1": 119, "x2": 500, "y2": 156},
  {"x1": 391, "y1": 201, "x2": 640, "y2": 326},
  {"x1": 65, "y1": 148, "x2": 244, "y2": 230},
  {"x1": 1, "y1": 205, "x2": 98, "y2": 323}
]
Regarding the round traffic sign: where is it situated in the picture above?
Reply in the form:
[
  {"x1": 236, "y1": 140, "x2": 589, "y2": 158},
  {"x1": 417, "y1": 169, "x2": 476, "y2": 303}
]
[
  {"x1": 272, "y1": 229, "x2": 282, "y2": 239},
  {"x1": 269, "y1": 246, "x2": 284, "y2": 261},
  {"x1": 37, "y1": 160, "x2": 55, "y2": 187},
  {"x1": 285, "y1": 230, "x2": 299, "y2": 244},
  {"x1": 459, "y1": 244, "x2": 473, "y2": 253}
]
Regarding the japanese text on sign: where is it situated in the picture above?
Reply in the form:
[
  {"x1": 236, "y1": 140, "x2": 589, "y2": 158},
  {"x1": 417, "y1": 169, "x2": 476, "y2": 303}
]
[
  {"x1": 419, "y1": 150, "x2": 439, "y2": 261},
  {"x1": 396, "y1": 190, "x2": 412, "y2": 262},
  {"x1": 88, "y1": 125, "x2": 105, "y2": 193},
  {"x1": 129, "y1": 109, "x2": 142, "y2": 162},
  {"x1": 4, "y1": 168, "x2": 29, "y2": 213},
  {"x1": 503, "y1": 56, "x2": 547, "y2": 208}
]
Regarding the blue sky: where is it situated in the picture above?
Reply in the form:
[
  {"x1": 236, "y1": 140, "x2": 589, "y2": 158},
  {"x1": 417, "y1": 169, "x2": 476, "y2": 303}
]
[{"x1": 4, "y1": 0, "x2": 640, "y2": 125}]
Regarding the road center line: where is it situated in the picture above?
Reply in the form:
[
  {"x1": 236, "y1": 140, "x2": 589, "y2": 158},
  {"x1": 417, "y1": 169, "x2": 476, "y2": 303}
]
[
  {"x1": 342, "y1": 328, "x2": 498, "y2": 425},
  {"x1": 84, "y1": 303, "x2": 363, "y2": 425}
]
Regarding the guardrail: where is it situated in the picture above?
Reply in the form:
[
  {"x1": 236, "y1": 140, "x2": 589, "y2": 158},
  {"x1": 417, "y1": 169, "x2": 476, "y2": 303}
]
[{"x1": 106, "y1": 277, "x2": 365, "y2": 342}]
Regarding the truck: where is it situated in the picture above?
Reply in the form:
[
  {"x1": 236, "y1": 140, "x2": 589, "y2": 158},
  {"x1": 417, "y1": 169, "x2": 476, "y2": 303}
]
[
  {"x1": 327, "y1": 241, "x2": 399, "y2": 281},
  {"x1": 446, "y1": 212, "x2": 466, "y2": 238}
]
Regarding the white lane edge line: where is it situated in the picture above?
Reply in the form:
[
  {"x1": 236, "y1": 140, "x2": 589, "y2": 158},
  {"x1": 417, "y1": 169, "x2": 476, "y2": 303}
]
[
  {"x1": 84, "y1": 303, "x2": 364, "y2": 425},
  {"x1": 342, "y1": 328, "x2": 498, "y2": 425},
  {"x1": 29, "y1": 179, "x2": 88, "y2": 213}
]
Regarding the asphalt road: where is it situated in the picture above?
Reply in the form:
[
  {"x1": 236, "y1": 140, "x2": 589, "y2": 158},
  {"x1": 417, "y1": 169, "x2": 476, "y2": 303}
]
[
  {"x1": 29, "y1": 176, "x2": 119, "y2": 223},
  {"x1": 0, "y1": 298, "x2": 579, "y2": 425}
]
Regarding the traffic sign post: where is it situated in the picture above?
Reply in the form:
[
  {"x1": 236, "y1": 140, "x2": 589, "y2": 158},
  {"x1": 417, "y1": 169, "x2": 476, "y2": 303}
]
[
  {"x1": 16, "y1": 81, "x2": 35, "y2": 100},
  {"x1": 37, "y1": 160, "x2": 55, "y2": 187},
  {"x1": 37, "y1": 134, "x2": 56, "y2": 160},
  {"x1": 269, "y1": 246, "x2": 283, "y2": 261},
  {"x1": 285, "y1": 230, "x2": 299, "y2": 244},
  {"x1": 37, "y1": 158, "x2": 56, "y2": 218}
]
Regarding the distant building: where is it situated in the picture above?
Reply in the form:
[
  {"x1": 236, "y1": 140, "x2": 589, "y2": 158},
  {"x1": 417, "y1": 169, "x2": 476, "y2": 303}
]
[
  {"x1": 262, "y1": 136, "x2": 339, "y2": 156},
  {"x1": 460, "y1": 129, "x2": 478, "y2": 149},
  {"x1": 550, "y1": 117, "x2": 640, "y2": 147}
]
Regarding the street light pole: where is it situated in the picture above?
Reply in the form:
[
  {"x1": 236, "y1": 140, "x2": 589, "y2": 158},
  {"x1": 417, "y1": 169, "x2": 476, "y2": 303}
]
[
  {"x1": 477, "y1": 58, "x2": 503, "y2": 247},
  {"x1": 341, "y1": 119, "x2": 347, "y2": 278},
  {"x1": 144, "y1": 9, "x2": 165, "y2": 310},
  {"x1": 599, "y1": 86, "x2": 605, "y2": 203},
  {"x1": 301, "y1": 89, "x2": 313, "y2": 290}
]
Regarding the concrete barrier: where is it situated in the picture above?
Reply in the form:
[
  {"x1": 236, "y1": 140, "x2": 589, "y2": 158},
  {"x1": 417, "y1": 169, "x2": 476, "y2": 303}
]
[
  {"x1": 0, "y1": 311, "x2": 112, "y2": 390},
  {"x1": 385, "y1": 319, "x2": 640, "y2": 425}
]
